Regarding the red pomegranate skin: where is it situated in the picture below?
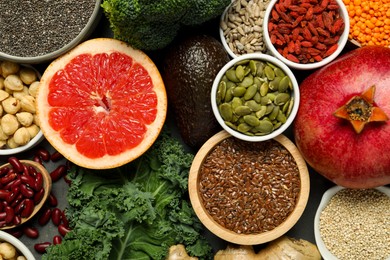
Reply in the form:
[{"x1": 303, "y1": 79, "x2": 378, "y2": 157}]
[{"x1": 293, "y1": 46, "x2": 390, "y2": 188}]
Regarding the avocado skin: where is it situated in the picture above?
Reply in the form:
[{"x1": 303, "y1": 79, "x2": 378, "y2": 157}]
[{"x1": 162, "y1": 34, "x2": 230, "y2": 149}]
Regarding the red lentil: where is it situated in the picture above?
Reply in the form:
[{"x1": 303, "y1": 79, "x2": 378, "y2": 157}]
[{"x1": 199, "y1": 137, "x2": 300, "y2": 234}]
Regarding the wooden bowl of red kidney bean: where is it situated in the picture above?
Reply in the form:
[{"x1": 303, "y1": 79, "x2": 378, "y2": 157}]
[
  {"x1": 0, "y1": 158, "x2": 52, "y2": 230},
  {"x1": 188, "y1": 130, "x2": 310, "y2": 245},
  {"x1": 263, "y1": 0, "x2": 350, "y2": 70}
]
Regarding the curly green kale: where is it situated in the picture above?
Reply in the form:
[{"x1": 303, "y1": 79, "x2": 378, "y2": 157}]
[
  {"x1": 42, "y1": 129, "x2": 212, "y2": 260},
  {"x1": 101, "y1": 0, "x2": 231, "y2": 50}
]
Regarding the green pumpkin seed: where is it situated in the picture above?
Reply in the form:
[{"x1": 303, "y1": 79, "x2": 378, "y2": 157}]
[
  {"x1": 217, "y1": 81, "x2": 227, "y2": 104},
  {"x1": 246, "y1": 100, "x2": 262, "y2": 111},
  {"x1": 219, "y1": 103, "x2": 233, "y2": 121},
  {"x1": 256, "y1": 62, "x2": 265, "y2": 77},
  {"x1": 243, "y1": 115, "x2": 260, "y2": 126},
  {"x1": 225, "y1": 121, "x2": 237, "y2": 130},
  {"x1": 240, "y1": 75, "x2": 254, "y2": 88},
  {"x1": 260, "y1": 82, "x2": 269, "y2": 96},
  {"x1": 244, "y1": 84, "x2": 257, "y2": 100},
  {"x1": 244, "y1": 66, "x2": 251, "y2": 77},
  {"x1": 264, "y1": 65, "x2": 275, "y2": 80},
  {"x1": 224, "y1": 88, "x2": 233, "y2": 102},
  {"x1": 254, "y1": 120, "x2": 274, "y2": 133},
  {"x1": 274, "y1": 93, "x2": 290, "y2": 105},
  {"x1": 274, "y1": 67, "x2": 285, "y2": 77},
  {"x1": 267, "y1": 93, "x2": 276, "y2": 102},
  {"x1": 226, "y1": 81, "x2": 236, "y2": 89},
  {"x1": 237, "y1": 122, "x2": 252, "y2": 133},
  {"x1": 268, "y1": 105, "x2": 280, "y2": 121},
  {"x1": 265, "y1": 103, "x2": 275, "y2": 114},
  {"x1": 232, "y1": 86, "x2": 246, "y2": 97},
  {"x1": 231, "y1": 97, "x2": 243, "y2": 110},
  {"x1": 253, "y1": 92, "x2": 261, "y2": 103},
  {"x1": 276, "y1": 110, "x2": 287, "y2": 123},
  {"x1": 249, "y1": 60, "x2": 257, "y2": 75},
  {"x1": 231, "y1": 114, "x2": 239, "y2": 123},
  {"x1": 235, "y1": 60, "x2": 249, "y2": 66},
  {"x1": 260, "y1": 96, "x2": 270, "y2": 105},
  {"x1": 278, "y1": 76, "x2": 290, "y2": 93},
  {"x1": 235, "y1": 65, "x2": 245, "y2": 81},
  {"x1": 286, "y1": 97, "x2": 294, "y2": 117},
  {"x1": 282, "y1": 100, "x2": 290, "y2": 113},
  {"x1": 273, "y1": 121, "x2": 282, "y2": 130},
  {"x1": 255, "y1": 106, "x2": 267, "y2": 118},
  {"x1": 226, "y1": 69, "x2": 240, "y2": 82},
  {"x1": 269, "y1": 77, "x2": 282, "y2": 91},
  {"x1": 234, "y1": 105, "x2": 252, "y2": 116}
]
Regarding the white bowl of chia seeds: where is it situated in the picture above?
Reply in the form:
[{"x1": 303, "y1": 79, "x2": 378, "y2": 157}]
[
  {"x1": 211, "y1": 53, "x2": 299, "y2": 142},
  {"x1": 0, "y1": 0, "x2": 102, "y2": 64},
  {"x1": 219, "y1": 0, "x2": 271, "y2": 59},
  {"x1": 314, "y1": 186, "x2": 390, "y2": 260}
]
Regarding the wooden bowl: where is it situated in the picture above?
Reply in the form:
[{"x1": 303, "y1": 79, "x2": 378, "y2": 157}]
[
  {"x1": 188, "y1": 130, "x2": 310, "y2": 245},
  {"x1": 0, "y1": 160, "x2": 52, "y2": 230}
]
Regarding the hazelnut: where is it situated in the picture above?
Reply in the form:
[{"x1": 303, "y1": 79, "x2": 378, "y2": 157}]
[
  {"x1": 28, "y1": 81, "x2": 40, "y2": 97},
  {"x1": 2, "y1": 97, "x2": 21, "y2": 114},
  {"x1": 13, "y1": 86, "x2": 29, "y2": 100},
  {"x1": 19, "y1": 67, "x2": 38, "y2": 85},
  {"x1": 0, "y1": 90, "x2": 10, "y2": 102},
  {"x1": 20, "y1": 95, "x2": 36, "y2": 113},
  {"x1": 6, "y1": 136, "x2": 18, "y2": 149},
  {"x1": 13, "y1": 127, "x2": 31, "y2": 146},
  {"x1": 26, "y1": 124, "x2": 40, "y2": 138},
  {"x1": 1, "y1": 114, "x2": 19, "y2": 136},
  {"x1": 1, "y1": 61, "x2": 20, "y2": 78},
  {"x1": 16, "y1": 112, "x2": 34, "y2": 126},
  {"x1": 4, "y1": 74, "x2": 24, "y2": 91}
]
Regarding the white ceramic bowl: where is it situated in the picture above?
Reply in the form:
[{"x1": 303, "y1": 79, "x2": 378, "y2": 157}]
[
  {"x1": 211, "y1": 53, "x2": 299, "y2": 142},
  {"x1": 314, "y1": 185, "x2": 390, "y2": 260},
  {"x1": 0, "y1": 1, "x2": 102, "y2": 64},
  {"x1": 0, "y1": 230, "x2": 35, "y2": 260},
  {"x1": 263, "y1": 0, "x2": 350, "y2": 70}
]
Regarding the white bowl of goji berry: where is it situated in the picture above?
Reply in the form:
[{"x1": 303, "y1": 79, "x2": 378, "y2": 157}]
[{"x1": 263, "y1": 0, "x2": 350, "y2": 70}]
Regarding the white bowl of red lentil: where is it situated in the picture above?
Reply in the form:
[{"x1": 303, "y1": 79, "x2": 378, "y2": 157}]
[
  {"x1": 314, "y1": 186, "x2": 390, "y2": 260},
  {"x1": 262, "y1": 0, "x2": 350, "y2": 70},
  {"x1": 0, "y1": 0, "x2": 102, "y2": 64},
  {"x1": 189, "y1": 130, "x2": 310, "y2": 245},
  {"x1": 211, "y1": 53, "x2": 299, "y2": 142}
]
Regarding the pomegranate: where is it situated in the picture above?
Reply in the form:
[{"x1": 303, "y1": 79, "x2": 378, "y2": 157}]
[{"x1": 293, "y1": 46, "x2": 390, "y2": 188}]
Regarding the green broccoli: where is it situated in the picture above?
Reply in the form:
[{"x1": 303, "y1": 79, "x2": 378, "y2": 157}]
[{"x1": 101, "y1": 0, "x2": 231, "y2": 50}]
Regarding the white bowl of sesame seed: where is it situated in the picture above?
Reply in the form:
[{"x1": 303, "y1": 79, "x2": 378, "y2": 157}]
[
  {"x1": 0, "y1": 0, "x2": 102, "y2": 64},
  {"x1": 314, "y1": 185, "x2": 390, "y2": 260}
]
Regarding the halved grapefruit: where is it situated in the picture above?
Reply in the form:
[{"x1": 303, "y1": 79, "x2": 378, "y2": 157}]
[{"x1": 36, "y1": 38, "x2": 167, "y2": 169}]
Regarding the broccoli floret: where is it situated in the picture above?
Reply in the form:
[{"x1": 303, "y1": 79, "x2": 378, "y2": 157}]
[{"x1": 101, "y1": 0, "x2": 230, "y2": 50}]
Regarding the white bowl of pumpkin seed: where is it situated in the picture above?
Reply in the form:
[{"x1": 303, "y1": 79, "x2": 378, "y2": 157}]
[{"x1": 211, "y1": 53, "x2": 299, "y2": 142}]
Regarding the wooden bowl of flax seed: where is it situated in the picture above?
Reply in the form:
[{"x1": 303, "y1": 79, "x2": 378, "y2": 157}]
[{"x1": 188, "y1": 130, "x2": 310, "y2": 245}]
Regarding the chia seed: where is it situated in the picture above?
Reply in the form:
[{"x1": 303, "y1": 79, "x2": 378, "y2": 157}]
[{"x1": 0, "y1": 0, "x2": 97, "y2": 57}]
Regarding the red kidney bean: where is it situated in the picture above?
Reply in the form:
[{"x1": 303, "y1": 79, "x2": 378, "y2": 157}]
[
  {"x1": 33, "y1": 171, "x2": 43, "y2": 191},
  {"x1": 23, "y1": 225, "x2": 39, "y2": 238},
  {"x1": 0, "y1": 190, "x2": 10, "y2": 200},
  {"x1": 6, "y1": 187, "x2": 20, "y2": 204},
  {"x1": 10, "y1": 178, "x2": 22, "y2": 190},
  {"x1": 22, "y1": 164, "x2": 30, "y2": 176},
  {"x1": 28, "y1": 165, "x2": 38, "y2": 177},
  {"x1": 33, "y1": 188, "x2": 45, "y2": 204},
  {"x1": 0, "y1": 212, "x2": 6, "y2": 221},
  {"x1": 0, "y1": 172, "x2": 17, "y2": 185},
  {"x1": 50, "y1": 151, "x2": 64, "y2": 162},
  {"x1": 4, "y1": 206, "x2": 14, "y2": 224},
  {"x1": 34, "y1": 242, "x2": 51, "y2": 254},
  {"x1": 36, "y1": 148, "x2": 51, "y2": 162},
  {"x1": 33, "y1": 155, "x2": 43, "y2": 165},
  {"x1": 20, "y1": 184, "x2": 34, "y2": 198},
  {"x1": 38, "y1": 208, "x2": 52, "y2": 226},
  {"x1": 63, "y1": 175, "x2": 72, "y2": 185},
  {"x1": 58, "y1": 224, "x2": 71, "y2": 237},
  {"x1": 6, "y1": 228, "x2": 23, "y2": 238},
  {"x1": 14, "y1": 199, "x2": 26, "y2": 215},
  {"x1": 51, "y1": 208, "x2": 62, "y2": 226},
  {"x1": 53, "y1": 235, "x2": 62, "y2": 245},
  {"x1": 10, "y1": 193, "x2": 24, "y2": 207},
  {"x1": 13, "y1": 215, "x2": 22, "y2": 225},
  {"x1": 8, "y1": 157, "x2": 24, "y2": 173},
  {"x1": 21, "y1": 199, "x2": 35, "y2": 218},
  {"x1": 20, "y1": 174, "x2": 35, "y2": 188},
  {"x1": 47, "y1": 193, "x2": 58, "y2": 207},
  {"x1": 50, "y1": 165, "x2": 67, "y2": 182},
  {"x1": 0, "y1": 221, "x2": 6, "y2": 227},
  {"x1": 0, "y1": 167, "x2": 9, "y2": 176},
  {"x1": 61, "y1": 210, "x2": 69, "y2": 228}
]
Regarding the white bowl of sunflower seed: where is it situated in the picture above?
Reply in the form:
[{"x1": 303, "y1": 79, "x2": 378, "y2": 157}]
[{"x1": 211, "y1": 53, "x2": 299, "y2": 142}]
